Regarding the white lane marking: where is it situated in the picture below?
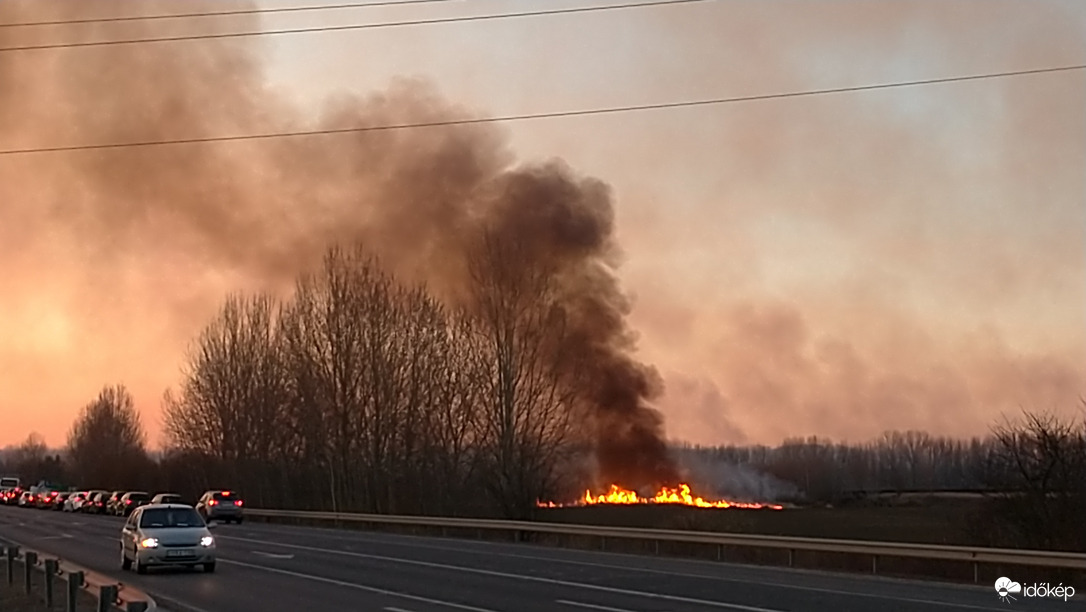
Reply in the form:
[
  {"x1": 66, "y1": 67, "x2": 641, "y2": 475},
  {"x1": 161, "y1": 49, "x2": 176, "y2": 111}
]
[
  {"x1": 353, "y1": 541, "x2": 1007, "y2": 611},
  {"x1": 236, "y1": 526, "x2": 1004, "y2": 611},
  {"x1": 557, "y1": 600, "x2": 635, "y2": 612},
  {"x1": 40, "y1": 534, "x2": 75, "y2": 540},
  {"x1": 223, "y1": 558, "x2": 500, "y2": 612},
  {"x1": 385, "y1": 608, "x2": 417, "y2": 612},
  {"x1": 218, "y1": 536, "x2": 778, "y2": 612},
  {"x1": 252, "y1": 550, "x2": 295, "y2": 559}
]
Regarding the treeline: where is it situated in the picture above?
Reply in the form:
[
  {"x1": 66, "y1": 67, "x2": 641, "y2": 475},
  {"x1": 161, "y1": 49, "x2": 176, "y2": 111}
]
[
  {"x1": 1, "y1": 242, "x2": 1082, "y2": 549},
  {"x1": 675, "y1": 431, "x2": 1012, "y2": 503},
  {"x1": 674, "y1": 413, "x2": 1086, "y2": 550}
]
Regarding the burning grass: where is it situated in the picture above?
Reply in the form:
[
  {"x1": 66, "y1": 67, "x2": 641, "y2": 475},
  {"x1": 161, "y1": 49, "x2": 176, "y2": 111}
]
[{"x1": 538, "y1": 483, "x2": 785, "y2": 510}]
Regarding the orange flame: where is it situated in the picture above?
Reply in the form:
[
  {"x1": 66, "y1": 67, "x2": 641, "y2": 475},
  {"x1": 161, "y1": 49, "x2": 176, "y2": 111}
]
[{"x1": 538, "y1": 483, "x2": 784, "y2": 510}]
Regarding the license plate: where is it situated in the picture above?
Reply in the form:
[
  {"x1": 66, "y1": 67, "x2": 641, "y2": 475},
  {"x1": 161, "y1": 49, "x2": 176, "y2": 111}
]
[{"x1": 166, "y1": 549, "x2": 193, "y2": 558}]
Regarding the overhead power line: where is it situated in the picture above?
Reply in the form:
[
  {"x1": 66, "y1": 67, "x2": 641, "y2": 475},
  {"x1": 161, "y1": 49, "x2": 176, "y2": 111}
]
[
  {"x1": 0, "y1": 63, "x2": 1081, "y2": 157},
  {"x1": 0, "y1": 0, "x2": 712, "y2": 52},
  {"x1": 0, "y1": 0, "x2": 462, "y2": 29}
]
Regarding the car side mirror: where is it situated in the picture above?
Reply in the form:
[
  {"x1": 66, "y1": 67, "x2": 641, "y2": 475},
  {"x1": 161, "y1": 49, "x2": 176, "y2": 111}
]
[{"x1": 207, "y1": 522, "x2": 217, "y2": 530}]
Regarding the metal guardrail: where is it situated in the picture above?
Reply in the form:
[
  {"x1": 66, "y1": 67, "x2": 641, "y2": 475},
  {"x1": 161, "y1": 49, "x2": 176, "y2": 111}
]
[
  {"x1": 246, "y1": 508, "x2": 1086, "y2": 583},
  {"x1": 2, "y1": 540, "x2": 156, "y2": 612}
]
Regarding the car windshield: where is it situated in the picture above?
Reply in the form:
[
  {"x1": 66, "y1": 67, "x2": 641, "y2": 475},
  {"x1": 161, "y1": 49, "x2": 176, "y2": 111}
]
[
  {"x1": 128, "y1": 493, "x2": 149, "y2": 500},
  {"x1": 140, "y1": 508, "x2": 204, "y2": 529},
  {"x1": 212, "y1": 492, "x2": 235, "y2": 501}
]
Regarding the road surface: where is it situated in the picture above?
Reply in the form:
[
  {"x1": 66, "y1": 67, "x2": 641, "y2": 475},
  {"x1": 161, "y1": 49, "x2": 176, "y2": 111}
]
[{"x1": 0, "y1": 506, "x2": 1077, "y2": 612}]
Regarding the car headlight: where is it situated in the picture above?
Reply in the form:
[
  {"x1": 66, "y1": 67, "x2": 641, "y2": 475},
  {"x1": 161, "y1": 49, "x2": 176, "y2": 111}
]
[
  {"x1": 139, "y1": 537, "x2": 159, "y2": 548},
  {"x1": 200, "y1": 536, "x2": 214, "y2": 547}
]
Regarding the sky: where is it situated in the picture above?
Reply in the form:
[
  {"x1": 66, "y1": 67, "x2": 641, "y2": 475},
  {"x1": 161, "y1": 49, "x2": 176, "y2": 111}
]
[{"x1": 0, "y1": 0, "x2": 1084, "y2": 449}]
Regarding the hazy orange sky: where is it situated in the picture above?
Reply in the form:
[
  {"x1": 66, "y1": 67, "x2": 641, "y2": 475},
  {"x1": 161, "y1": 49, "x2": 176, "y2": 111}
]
[{"x1": 1, "y1": 0, "x2": 1084, "y2": 449}]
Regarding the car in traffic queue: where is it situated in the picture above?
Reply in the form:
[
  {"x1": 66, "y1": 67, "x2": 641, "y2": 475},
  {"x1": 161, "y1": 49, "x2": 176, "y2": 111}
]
[
  {"x1": 83, "y1": 491, "x2": 109, "y2": 513},
  {"x1": 195, "y1": 490, "x2": 244, "y2": 524},
  {"x1": 120, "y1": 504, "x2": 216, "y2": 574},
  {"x1": 51, "y1": 492, "x2": 71, "y2": 511},
  {"x1": 151, "y1": 493, "x2": 183, "y2": 505},
  {"x1": 17, "y1": 491, "x2": 35, "y2": 507},
  {"x1": 34, "y1": 490, "x2": 60, "y2": 509},
  {"x1": 105, "y1": 491, "x2": 126, "y2": 515},
  {"x1": 117, "y1": 491, "x2": 151, "y2": 516},
  {"x1": 0, "y1": 477, "x2": 20, "y2": 504},
  {"x1": 0, "y1": 488, "x2": 18, "y2": 505},
  {"x1": 64, "y1": 491, "x2": 87, "y2": 512}
]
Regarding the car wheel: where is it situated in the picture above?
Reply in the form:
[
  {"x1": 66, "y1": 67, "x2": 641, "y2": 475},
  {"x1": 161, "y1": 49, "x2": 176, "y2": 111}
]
[
  {"x1": 235, "y1": 517, "x2": 243, "y2": 524},
  {"x1": 203, "y1": 562, "x2": 216, "y2": 573},
  {"x1": 121, "y1": 548, "x2": 132, "y2": 571},
  {"x1": 134, "y1": 551, "x2": 147, "y2": 575}
]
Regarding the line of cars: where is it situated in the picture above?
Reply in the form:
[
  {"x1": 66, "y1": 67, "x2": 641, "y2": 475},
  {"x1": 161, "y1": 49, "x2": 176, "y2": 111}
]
[
  {"x1": 3, "y1": 486, "x2": 245, "y2": 524},
  {"x1": 3, "y1": 482, "x2": 245, "y2": 574}
]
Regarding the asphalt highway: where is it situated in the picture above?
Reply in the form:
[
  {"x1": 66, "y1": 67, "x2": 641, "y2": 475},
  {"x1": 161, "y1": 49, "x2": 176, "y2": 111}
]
[{"x1": 0, "y1": 505, "x2": 1078, "y2": 612}]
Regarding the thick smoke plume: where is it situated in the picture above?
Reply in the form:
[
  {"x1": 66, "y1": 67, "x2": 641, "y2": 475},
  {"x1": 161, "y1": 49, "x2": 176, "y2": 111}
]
[{"x1": 0, "y1": 1, "x2": 677, "y2": 486}]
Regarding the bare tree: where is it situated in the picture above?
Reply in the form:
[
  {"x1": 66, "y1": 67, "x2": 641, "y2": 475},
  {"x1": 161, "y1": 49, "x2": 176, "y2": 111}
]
[
  {"x1": 164, "y1": 293, "x2": 288, "y2": 502},
  {"x1": 9, "y1": 433, "x2": 66, "y2": 484},
  {"x1": 985, "y1": 410, "x2": 1086, "y2": 550},
  {"x1": 66, "y1": 385, "x2": 149, "y2": 488},
  {"x1": 467, "y1": 231, "x2": 582, "y2": 517}
]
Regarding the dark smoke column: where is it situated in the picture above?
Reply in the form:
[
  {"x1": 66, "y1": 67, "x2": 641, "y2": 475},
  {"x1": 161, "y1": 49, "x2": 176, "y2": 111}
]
[{"x1": 482, "y1": 161, "x2": 680, "y2": 490}]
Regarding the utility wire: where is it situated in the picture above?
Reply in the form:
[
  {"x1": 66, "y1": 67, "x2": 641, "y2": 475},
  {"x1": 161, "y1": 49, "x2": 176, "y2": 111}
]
[
  {"x1": 0, "y1": 0, "x2": 462, "y2": 29},
  {"x1": 0, "y1": 63, "x2": 1081, "y2": 157},
  {"x1": 0, "y1": 0, "x2": 712, "y2": 52}
]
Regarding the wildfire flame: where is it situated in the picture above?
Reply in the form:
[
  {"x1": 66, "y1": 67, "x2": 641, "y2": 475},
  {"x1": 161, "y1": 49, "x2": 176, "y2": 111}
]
[{"x1": 538, "y1": 483, "x2": 784, "y2": 510}]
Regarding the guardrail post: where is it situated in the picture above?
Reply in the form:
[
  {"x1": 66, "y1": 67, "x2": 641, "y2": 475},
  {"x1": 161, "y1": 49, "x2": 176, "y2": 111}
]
[
  {"x1": 871, "y1": 554, "x2": 878, "y2": 575},
  {"x1": 5, "y1": 545, "x2": 17, "y2": 585},
  {"x1": 44, "y1": 558, "x2": 58, "y2": 606},
  {"x1": 654, "y1": 540, "x2": 659, "y2": 555},
  {"x1": 67, "y1": 570, "x2": 84, "y2": 612},
  {"x1": 24, "y1": 551, "x2": 37, "y2": 594},
  {"x1": 788, "y1": 549, "x2": 795, "y2": 567},
  {"x1": 98, "y1": 584, "x2": 118, "y2": 612},
  {"x1": 973, "y1": 561, "x2": 979, "y2": 584}
]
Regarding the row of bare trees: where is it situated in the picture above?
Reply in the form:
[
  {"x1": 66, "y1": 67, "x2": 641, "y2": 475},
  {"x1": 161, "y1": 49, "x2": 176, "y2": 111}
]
[
  {"x1": 159, "y1": 243, "x2": 588, "y2": 518},
  {"x1": 678, "y1": 419, "x2": 1085, "y2": 503},
  {"x1": 3, "y1": 388, "x2": 1081, "y2": 548},
  {"x1": 675, "y1": 411, "x2": 1086, "y2": 550},
  {"x1": 677, "y1": 431, "x2": 1009, "y2": 502}
]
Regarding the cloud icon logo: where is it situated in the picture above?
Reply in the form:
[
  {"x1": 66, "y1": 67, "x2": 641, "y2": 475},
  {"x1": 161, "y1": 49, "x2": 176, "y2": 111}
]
[{"x1": 994, "y1": 577, "x2": 1022, "y2": 603}]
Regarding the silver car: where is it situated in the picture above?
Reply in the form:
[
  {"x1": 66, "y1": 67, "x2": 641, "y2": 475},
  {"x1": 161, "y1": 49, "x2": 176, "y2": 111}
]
[{"x1": 120, "y1": 504, "x2": 217, "y2": 574}]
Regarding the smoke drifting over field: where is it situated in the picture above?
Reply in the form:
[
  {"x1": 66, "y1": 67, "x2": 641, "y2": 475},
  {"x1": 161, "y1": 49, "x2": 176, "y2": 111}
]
[{"x1": 0, "y1": 0, "x2": 677, "y2": 486}]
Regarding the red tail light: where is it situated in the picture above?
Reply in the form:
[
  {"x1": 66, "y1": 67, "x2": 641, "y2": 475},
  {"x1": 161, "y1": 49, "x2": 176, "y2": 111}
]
[
  {"x1": 125, "y1": 500, "x2": 132, "y2": 504},
  {"x1": 208, "y1": 500, "x2": 217, "y2": 506},
  {"x1": 236, "y1": 500, "x2": 243, "y2": 506}
]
